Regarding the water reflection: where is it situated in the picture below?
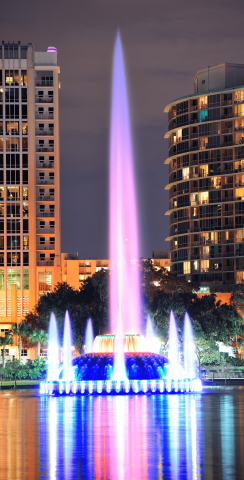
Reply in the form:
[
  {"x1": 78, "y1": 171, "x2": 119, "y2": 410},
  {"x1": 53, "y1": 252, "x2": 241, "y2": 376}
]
[{"x1": 0, "y1": 389, "x2": 243, "y2": 479}]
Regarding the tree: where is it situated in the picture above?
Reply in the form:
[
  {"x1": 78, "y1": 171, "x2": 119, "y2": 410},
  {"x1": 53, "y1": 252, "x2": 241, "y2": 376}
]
[
  {"x1": 11, "y1": 321, "x2": 32, "y2": 360},
  {"x1": 0, "y1": 333, "x2": 14, "y2": 368},
  {"x1": 28, "y1": 330, "x2": 48, "y2": 357}
]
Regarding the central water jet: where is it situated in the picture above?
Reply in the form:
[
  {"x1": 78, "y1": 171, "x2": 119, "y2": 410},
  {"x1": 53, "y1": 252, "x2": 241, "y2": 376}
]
[{"x1": 109, "y1": 32, "x2": 141, "y2": 337}]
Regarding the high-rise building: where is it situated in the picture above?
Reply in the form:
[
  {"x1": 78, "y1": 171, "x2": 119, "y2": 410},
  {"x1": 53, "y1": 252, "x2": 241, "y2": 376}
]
[
  {"x1": 165, "y1": 62, "x2": 244, "y2": 293},
  {"x1": 0, "y1": 42, "x2": 61, "y2": 358}
]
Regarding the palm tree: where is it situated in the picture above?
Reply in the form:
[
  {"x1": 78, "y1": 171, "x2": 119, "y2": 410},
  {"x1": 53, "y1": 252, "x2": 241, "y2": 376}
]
[
  {"x1": 0, "y1": 333, "x2": 14, "y2": 368},
  {"x1": 28, "y1": 330, "x2": 48, "y2": 357},
  {"x1": 11, "y1": 321, "x2": 32, "y2": 361}
]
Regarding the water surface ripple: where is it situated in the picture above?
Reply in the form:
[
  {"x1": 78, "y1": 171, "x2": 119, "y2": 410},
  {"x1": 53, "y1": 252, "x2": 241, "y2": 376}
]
[{"x1": 0, "y1": 388, "x2": 243, "y2": 479}]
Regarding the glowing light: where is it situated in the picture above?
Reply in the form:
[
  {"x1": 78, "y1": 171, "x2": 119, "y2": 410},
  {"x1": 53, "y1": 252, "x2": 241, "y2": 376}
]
[
  {"x1": 81, "y1": 381, "x2": 85, "y2": 394},
  {"x1": 97, "y1": 381, "x2": 103, "y2": 394},
  {"x1": 106, "y1": 380, "x2": 111, "y2": 393},
  {"x1": 62, "y1": 311, "x2": 74, "y2": 381},
  {"x1": 47, "y1": 313, "x2": 60, "y2": 381},
  {"x1": 47, "y1": 46, "x2": 58, "y2": 53},
  {"x1": 89, "y1": 381, "x2": 93, "y2": 394}
]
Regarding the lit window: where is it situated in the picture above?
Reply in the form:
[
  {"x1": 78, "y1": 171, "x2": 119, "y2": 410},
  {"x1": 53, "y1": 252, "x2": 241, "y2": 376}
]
[{"x1": 183, "y1": 262, "x2": 190, "y2": 274}]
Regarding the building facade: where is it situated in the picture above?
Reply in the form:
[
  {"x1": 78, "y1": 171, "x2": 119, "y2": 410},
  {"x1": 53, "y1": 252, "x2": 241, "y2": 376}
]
[
  {"x1": 165, "y1": 63, "x2": 244, "y2": 292},
  {"x1": 61, "y1": 252, "x2": 170, "y2": 291},
  {"x1": 0, "y1": 42, "x2": 61, "y2": 359}
]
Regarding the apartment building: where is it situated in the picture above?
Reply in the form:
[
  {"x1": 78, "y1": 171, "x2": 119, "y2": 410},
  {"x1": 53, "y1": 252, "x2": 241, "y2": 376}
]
[
  {"x1": 165, "y1": 62, "x2": 244, "y2": 292},
  {"x1": 0, "y1": 42, "x2": 61, "y2": 359},
  {"x1": 61, "y1": 251, "x2": 170, "y2": 290}
]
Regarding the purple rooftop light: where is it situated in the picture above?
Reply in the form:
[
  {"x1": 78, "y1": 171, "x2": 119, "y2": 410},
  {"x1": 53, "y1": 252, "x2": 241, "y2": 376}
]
[{"x1": 47, "y1": 46, "x2": 58, "y2": 53}]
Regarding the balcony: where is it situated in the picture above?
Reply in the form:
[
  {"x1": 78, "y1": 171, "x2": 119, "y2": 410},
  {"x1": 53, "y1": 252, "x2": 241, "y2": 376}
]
[
  {"x1": 36, "y1": 228, "x2": 55, "y2": 234},
  {"x1": 36, "y1": 195, "x2": 54, "y2": 201},
  {"x1": 221, "y1": 141, "x2": 234, "y2": 147},
  {"x1": 35, "y1": 96, "x2": 53, "y2": 104},
  {"x1": 37, "y1": 260, "x2": 54, "y2": 266},
  {"x1": 221, "y1": 100, "x2": 232, "y2": 106},
  {"x1": 36, "y1": 178, "x2": 54, "y2": 185},
  {"x1": 37, "y1": 244, "x2": 55, "y2": 250},
  {"x1": 222, "y1": 155, "x2": 233, "y2": 161},
  {"x1": 36, "y1": 162, "x2": 54, "y2": 169},
  {"x1": 35, "y1": 113, "x2": 54, "y2": 120},
  {"x1": 35, "y1": 80, "x2": 53, "y2": 87},
  {"x1": 35, "y1": 129, "x2": 54, "y2": 136},
  {"x1": 222, "y1": 128, "x2": 233, "y2": 134},
  {"x1": 221, "y1": 113, "x2": 233, "y2": 119},
  {"x1": 37, "y1": 212, "x2": 55, "y2": 218},
  {"x1": 222, "y1": 210, "x2": 233, "y2": 216},
  {"x1": 234, "y1": 126, "x2": 244, "y2": 132},
  {"x1": 36, "y1": 147, "x2": 54, "y2": 153},
  {"x1": 222, "y1": 184, "x2": 233, "y2": 189}
]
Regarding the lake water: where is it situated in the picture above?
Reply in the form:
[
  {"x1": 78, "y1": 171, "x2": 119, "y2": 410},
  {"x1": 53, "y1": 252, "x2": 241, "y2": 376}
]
[{"x1": 0, "y1": 387, "x2": 243, "y2": 479}]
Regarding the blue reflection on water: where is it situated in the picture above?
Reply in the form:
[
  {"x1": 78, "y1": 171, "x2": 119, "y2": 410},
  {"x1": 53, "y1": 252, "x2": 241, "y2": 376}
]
[
  {"x1": 221, "y1": 396, "x2": 234, "y2": 480},
  {"x1": 38, "y1": 392, "x2": 241, "y2": 480}
]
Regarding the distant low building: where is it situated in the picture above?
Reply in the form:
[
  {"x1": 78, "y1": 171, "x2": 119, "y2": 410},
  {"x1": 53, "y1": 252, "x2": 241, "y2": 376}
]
[{"x1": 61, "y1": 252, "x2": 170, "y2": 290}]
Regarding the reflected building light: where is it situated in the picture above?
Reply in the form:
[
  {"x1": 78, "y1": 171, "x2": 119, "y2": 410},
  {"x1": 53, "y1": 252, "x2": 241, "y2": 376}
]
[{"x1": 221, "y1": 396, "x2": 235, "y2": 480}]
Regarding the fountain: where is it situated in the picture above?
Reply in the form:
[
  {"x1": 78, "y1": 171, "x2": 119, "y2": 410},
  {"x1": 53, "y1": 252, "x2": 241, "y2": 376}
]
[
  {"x1": 62, "y1": 310, "x2": 74, "y2": 381},
  {"x1": 167, "y1": 310, "x2": 181, "y2": 382},
  {"x1": 84, "y1": 318, "x2": 94, "y2": 354},
  {"x1": 183, "y1": 312, "x2": 197, "y2": 379},
  {"x1": 47, "y1": 313, "x2": 60, "y2": 382},
  {"x1": 40, "y1": 31, "x2": 202, "y2": 396}
]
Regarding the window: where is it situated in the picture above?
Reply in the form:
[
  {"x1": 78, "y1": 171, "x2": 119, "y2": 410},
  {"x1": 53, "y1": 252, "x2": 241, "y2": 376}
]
[
  {"x1": 50, "y1": 237, "x2": 55, "y2": 244},
  {"x1": 7, "y1": 269, "x2": 21, "y2": 290},
  {"x1": 201, "y1": 260, "x2": 209, "y2": 273},
  {"x1": 183, "y1": 262, "x2": 190, "y2": 274},
  {"x1": 21, "y1": 349, "x2": 28, "y2": 357},
  {"x1": 40, "y1": 253, "x2": 45, "y2": 260},
  {"x1": 49, "y1": 189, "x2": 54, "y2": 196},
  {"x1": 49, "y1": 205, "x2": 54, "y2": 213},
  {"x1": 39, "y1": 156, "x2": 44, "y2": 163},
  {"x1": 40, "y1": 237, "x2": 45, "y2": 244},
  {"x1": 202, "y1": 80, "x2": 205, "y2": 84},
  {"x1": 49, "y1": 172, "x2": 54, "y2": 180},
  {"x1": 50, "y1": 254, "x2": 55, "y2": 261},
  {"x1": 40, "y1": 221, "x2": 45, "y2": 229},
  {"x1": 39, "y1": 204, "x2": 45, "y2": 212},
  {"x1": 23, "y1": 187, "x2": 28, "y2": 200},
  {"x1": 23, "y1": 269, "x2": 29, "y2": 289},
  {"x1": 39, "y1": 189, "x2": 44, "y2": 196},
  {"x1": 39, "y1": 271, "x2": 52, "y2": 297},
  {"x1": 39, "y1": 172, "x2": 45, "y2": 180},
  {"x1": 50, "y1": 221, "x2": 54, "y2": 229},
  {"x1": 0, "y1": 270, "x2": 4, "y2": 290},
  {"x1": 23, "y1": 236, "x2": 29, "y2": 250}
]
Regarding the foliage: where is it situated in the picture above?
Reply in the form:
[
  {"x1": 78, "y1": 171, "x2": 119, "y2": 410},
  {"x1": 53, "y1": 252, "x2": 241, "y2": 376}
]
[
  {"x1": 2, "y1": 358, "x2": 47, "y2": 380},
  {"x1": 11, "y1": 321, "x2": 32, "y2": 360},
  {"x1": 25, "y1": 279, "x2": 109, "y2": 353},
  {"x1": 23, "y1": 261, "x2": 244, "y2": 367},
  {"x1": 0, "y1": 333, "x2": 14, "y2": 367},
  {"x1": 28, "y1": 330, "x2": 48, "y2": 357}
]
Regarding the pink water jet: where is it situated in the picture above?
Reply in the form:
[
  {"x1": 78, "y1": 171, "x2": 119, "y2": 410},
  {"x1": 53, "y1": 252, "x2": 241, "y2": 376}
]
[{"x1": 109, "y1": 32, "x2": 141, "y2": 337}]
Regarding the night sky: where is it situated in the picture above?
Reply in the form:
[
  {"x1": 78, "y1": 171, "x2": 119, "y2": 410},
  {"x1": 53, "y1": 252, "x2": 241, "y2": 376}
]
[{"x1": 1, "y1": 0, "x2": 244, "y2": 258}]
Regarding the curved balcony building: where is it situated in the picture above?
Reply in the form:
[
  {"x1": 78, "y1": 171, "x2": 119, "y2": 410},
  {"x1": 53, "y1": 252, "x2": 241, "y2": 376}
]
[{"x1": 164, "y1": 63, "x2": 244, "y2": 292}]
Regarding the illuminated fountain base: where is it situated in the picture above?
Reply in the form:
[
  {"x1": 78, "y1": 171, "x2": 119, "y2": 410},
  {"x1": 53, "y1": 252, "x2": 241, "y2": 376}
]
[
  {"x1": 40, "y1": 378, "x2": 202, "y2": 395},
  {"x1": 40, "y1": 353, "x2": 202, "y2": 395}
]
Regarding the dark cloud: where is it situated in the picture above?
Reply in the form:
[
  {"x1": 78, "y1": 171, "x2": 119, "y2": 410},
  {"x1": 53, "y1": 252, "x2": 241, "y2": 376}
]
[{"x1": 1, "y1": 0, "x2": 244, "y2": 257}]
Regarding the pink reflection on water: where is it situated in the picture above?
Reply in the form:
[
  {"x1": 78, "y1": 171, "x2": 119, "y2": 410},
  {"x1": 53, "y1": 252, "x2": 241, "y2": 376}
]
[
  {"x1": 93, "y1": 396, "x2": 148, "y2": 480},
  {"x1": 109, "y1": 32, "x2": 141, "y2": 336}
]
